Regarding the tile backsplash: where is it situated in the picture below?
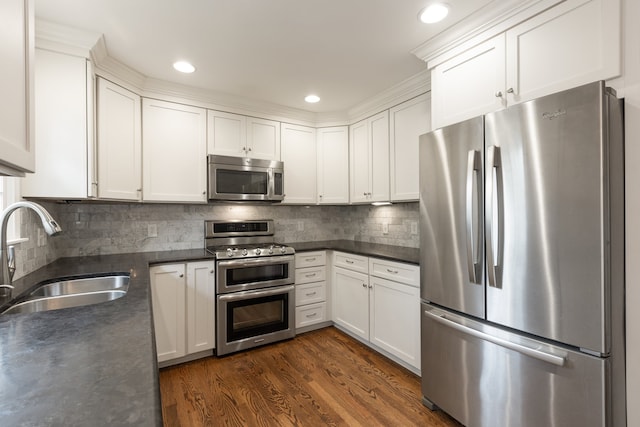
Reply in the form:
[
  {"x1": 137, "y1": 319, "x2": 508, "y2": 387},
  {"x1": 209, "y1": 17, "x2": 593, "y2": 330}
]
[{"x1": 12, "y1": 201, "x2": 419, "y2": 280}]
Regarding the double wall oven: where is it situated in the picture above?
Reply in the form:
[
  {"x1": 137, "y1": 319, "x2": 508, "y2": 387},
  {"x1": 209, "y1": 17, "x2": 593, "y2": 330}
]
[{"x1": 206, "y1": 220, "x2": 295, "y2": 355}]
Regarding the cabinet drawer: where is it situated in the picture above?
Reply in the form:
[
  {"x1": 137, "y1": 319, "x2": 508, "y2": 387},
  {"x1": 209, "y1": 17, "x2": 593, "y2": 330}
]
[
  {"x1": 295, "y1": 302, "x2": 326, "y2": 328},
  {"x1": 333, "y1": 252, "x2": 368, "y2": 273},
  {"x1": 296, "y1": 281, "x2": 326, "y2": 306},
  {"x1": 295, "y1": 266, "x2": 326, "y2": 284},
  {"x1": 369, "y1": 258, "x2": 419, "y2": 287},
  {"x1": 295, "y1": 251, "x2": 326, "y2": 268}
]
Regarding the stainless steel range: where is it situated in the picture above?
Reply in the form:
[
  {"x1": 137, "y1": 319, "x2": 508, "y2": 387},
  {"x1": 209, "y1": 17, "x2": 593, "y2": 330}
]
[{"x1": 206, "y1": 219, "x2": 295, "y2": 356}]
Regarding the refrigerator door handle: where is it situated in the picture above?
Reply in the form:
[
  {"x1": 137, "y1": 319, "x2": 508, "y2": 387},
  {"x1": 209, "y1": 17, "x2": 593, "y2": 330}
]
[
  {"x1": 424, "y1": 310, "x2": 567, "y2": 367},
  {"x1": 466, "y1": 149, "x2": 482, "y2": 284},
  {"x1": 486, "y1": 145, "x2": 503, "y2": 288}
]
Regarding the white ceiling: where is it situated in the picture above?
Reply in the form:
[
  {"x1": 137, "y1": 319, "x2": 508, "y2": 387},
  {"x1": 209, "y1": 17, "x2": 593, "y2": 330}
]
[{"x1": 35, "y1": 0, "x2": 499, "y2": 114}]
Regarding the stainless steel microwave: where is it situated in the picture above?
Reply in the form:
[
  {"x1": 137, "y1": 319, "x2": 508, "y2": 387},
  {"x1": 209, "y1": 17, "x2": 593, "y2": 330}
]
[{"x1": 207, "y1": 155, "x2": 284, "y2": 202}]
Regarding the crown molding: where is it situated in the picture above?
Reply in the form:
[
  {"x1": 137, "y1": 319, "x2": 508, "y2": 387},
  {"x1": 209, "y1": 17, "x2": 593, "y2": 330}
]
[
  {"x1": 35, "y1": 19, "x2": 101, "y2": 58},
  {"x1": 411, "y1": 0, "x2": 561, "y2": 67}
]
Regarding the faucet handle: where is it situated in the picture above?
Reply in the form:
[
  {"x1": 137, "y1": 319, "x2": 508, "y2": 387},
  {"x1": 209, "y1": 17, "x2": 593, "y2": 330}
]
[{"x1": 7, "y1": 245, "x2": 15, "y2": 282}]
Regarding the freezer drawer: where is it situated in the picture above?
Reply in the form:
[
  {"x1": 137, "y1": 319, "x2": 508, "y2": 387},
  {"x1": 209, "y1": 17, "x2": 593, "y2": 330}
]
[{"x1": 421, "y1": 303, "x2": 609, "y2": 427}]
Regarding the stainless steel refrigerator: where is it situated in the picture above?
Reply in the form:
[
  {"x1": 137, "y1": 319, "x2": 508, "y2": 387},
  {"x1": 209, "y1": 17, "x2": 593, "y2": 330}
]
[{"x1": 419, "y1": 81, "x2": 625, "y2": 427}]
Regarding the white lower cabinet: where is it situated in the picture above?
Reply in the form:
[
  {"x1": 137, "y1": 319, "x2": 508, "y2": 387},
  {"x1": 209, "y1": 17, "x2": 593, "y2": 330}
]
[
  {"x1": 294, "y1": 251, "x2": 329, "y2": 331},
  {"x1": 150, "y1": 261, "x2": 215, "y2": 366},
  {"x1": 332, "y1": 251, "x2": 421, "y2": 372}
]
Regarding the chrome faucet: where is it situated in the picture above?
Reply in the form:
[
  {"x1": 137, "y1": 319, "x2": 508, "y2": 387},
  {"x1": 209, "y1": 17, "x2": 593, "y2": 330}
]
[{"x1": 0, "y1": 201, "x2": 62, "y2": 298}]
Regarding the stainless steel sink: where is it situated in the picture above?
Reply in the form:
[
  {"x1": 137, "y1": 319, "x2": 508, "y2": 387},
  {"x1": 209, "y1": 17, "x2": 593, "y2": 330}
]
[
  {"x1": 29, "y1": 275, "x2": 129, "y2": 297},
  {"x1": 1, "y1": 274, "x2": 129, "y2": 315}
]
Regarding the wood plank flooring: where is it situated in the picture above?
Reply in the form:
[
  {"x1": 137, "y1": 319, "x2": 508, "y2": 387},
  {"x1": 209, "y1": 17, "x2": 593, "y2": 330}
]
[{"x1": 159, "y1": 327, "x2": 463, "y2": 427}]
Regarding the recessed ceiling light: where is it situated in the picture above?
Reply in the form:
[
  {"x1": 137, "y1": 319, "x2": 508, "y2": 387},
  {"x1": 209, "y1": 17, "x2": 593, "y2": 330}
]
[
  {"x1": 418, "y1": 3, "x2": 449, "y2": 24},
  {"x1": 305, "y1": 94, "x2": 320, "y2": 103},
  {"x1": 173, "y1": 61, "x2": 195, "y2": 73}
]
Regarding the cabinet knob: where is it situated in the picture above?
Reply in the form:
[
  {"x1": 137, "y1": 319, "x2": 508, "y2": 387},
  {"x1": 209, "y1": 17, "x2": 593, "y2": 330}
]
[
  {"x1": 362, "y1": 283, "x2": 367, "y2": 288},
  {"x1": 495, "y1": 91, "x2": 503, "y2": 98},
  {"x1": 368, "y1": 284, "x2": 373, "y2": 289},
  {"x1": 363, "y1": 192, "x2": 368, "y2": 196},
  {"x1": 506, "y1": 87, "x2": 514, "y2": 94},
  {"x1": 179, "y1": 274, "x2": 184, "y2": 278},
  {"x1": 247, "y1": 147, "x2": 252, "y2": 152},
  {"x1": 210, "y1": 270, "x2": 214, "y2": 274}
]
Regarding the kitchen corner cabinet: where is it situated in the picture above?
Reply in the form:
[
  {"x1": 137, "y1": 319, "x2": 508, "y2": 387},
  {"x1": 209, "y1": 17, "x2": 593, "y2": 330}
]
[
  {"x1": 142, "y1": 98, "x2": 207, "y2": 203},
  {"x1": 332, "y1": 252, "x2": 421, "y2": 372},
  {"x1": 431, "y1": 0, "x2": 621, "y2": 129},
  {"x1": 96, "y1": 78, "x2": 141, "y2": 200},
  {"x1": 281, "y1": 123, "x2": 317, "y2": 204},
  {"x1": 0, "y1": 0, "x2": 34, "y2": 176},
  {"x1": 317, "y1": 126, "x2": 349, "y2": 204},
  {"x1": 294, "y1": 251, "x2": 329, "y2": 331},
  {"x1": 349, "y1": 111, "x2": 390, "y2": 204},
  {"x1": 150, "y1": 261, "x2": 216, "y2": 365},
  {"x1": 389, "y1": 94, "x2": 431, "y2": 202},
  {"x1": 207, "y1": 110, "x2": 280, "y2": 160},
  {"x1": 22, "y1": 48, "x2": 96, "y2": 199}
]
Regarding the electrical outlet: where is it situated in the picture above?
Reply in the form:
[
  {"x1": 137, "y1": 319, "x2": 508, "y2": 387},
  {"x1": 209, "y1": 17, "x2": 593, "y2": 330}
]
[
  {"x1": 382, "y1": 222, "x2": 389, "y2": 235},
  {"x1": 411, "y1": 221, "x2": 418, "y2": 235},
  {"x1": 297, "y1": 221, "x2": 304, "y2": 232},
  {"x1": 148, "y1": 224, "x2": 158, "y2": 238}
]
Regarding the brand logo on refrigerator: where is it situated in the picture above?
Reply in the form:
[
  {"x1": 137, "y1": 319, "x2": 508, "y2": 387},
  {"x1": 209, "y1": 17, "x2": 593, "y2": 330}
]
[{"x1": 542, "y1": 109, "x2": 567, "y2": 120}]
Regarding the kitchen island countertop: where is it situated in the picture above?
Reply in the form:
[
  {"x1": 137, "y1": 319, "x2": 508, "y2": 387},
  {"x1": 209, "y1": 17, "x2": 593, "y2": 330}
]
[{"x1": 0, "y1": 241, "x2": 416, "y2": 426}]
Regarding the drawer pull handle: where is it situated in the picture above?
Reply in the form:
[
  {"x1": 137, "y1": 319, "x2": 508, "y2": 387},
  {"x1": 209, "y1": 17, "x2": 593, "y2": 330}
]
[
  {"x1": 306, "y1": 313, "x2": 318, "y2": 318},
  {"x1": 305, "y1": 257, "x2": 317, "y2": 262},
  {"x1": 306, "y1": 291, "x2": 317, "y2": 296},
  {"x1": 387, "y1": 269, "x2": 399, "y2": 274},
  {"x1": 346, "y1": 260, "x2": 355, "y2": 264},
  {"x1": 305, "y1": 273, "x2": 317, "y2": 278}
]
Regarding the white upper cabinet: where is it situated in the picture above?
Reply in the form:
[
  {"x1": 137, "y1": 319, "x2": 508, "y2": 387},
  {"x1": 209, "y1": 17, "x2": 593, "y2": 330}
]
[
  {"x1": 0, "y1": 0, "x2": 34, "y2": 176},
  {"x1": 207, "y1": 110, "x2": 280, "y2": 160},
  {"x1": 350, "y1": 111, "x2": 389, "y2": 204},
  {"x1": 389, "y1": 94, "x2": 431, "y2": 202},
  {"x1": 317, "y1": 126, "x2": 349, "y2": 204},
  {"x1": 96, "y1": 78, "x2": 141, "y2": 201},
  {"x1": 142, "y1": 98, "x2": 207, "y2": 203},
  {"x1": 246, "y1": 117, "x2": 281, "y2": 160},
  {"x1": 281, "y1": 123, "x2": 316, "y2": 204},
  {"x1": 22, "y1": 48, "x2": 95, "y2": 199},
  {"x1": 431, "y1": 0, "x2": 621, "y2": 129}
]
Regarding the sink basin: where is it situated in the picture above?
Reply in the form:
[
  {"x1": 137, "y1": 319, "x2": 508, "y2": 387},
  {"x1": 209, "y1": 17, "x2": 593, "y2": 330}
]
[
  {"x1": 2, "y1": 290, "x2": 127, "y2": 315},
  {"x1": 29, "y1": 274, "x2": 129, "y2": 297},
  {"x1": 2, "y1": 273, "x2": 130, "y2": 315}
]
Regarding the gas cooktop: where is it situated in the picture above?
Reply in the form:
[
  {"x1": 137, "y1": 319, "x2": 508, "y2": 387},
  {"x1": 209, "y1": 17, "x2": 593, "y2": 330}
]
[{"x1": 204, "y1": 220, "x2": 295, "y2": 259}]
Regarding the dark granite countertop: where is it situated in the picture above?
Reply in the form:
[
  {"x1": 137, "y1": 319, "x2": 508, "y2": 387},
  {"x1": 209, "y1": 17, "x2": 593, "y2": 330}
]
[
  {"x1": 289, "y1": 240, "x2": 420, "y2": 265},
  {"x1": 0, "y1": 242, "x2": 415, "y2": 426},
  {"x1": 0, "y1": 249, "x2": 213, "y2": 427}
]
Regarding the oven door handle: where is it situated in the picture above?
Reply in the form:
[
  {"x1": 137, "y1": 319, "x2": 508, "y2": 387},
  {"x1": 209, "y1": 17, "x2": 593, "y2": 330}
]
[
  {"x1": 217, "y1": 255, "x2": 295, "y2": 269},
  {"x1": 218, "y1": 285, "x2": 295, "y2": 302}
]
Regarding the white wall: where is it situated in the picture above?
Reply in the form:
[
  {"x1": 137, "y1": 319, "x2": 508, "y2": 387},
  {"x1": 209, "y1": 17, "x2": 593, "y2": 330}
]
[{"x1": 621, "y1": 0, "x2": 640, "y2": 424}]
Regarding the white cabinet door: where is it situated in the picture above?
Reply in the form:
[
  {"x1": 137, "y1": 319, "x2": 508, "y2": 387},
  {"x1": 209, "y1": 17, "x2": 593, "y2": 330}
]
[
  {"x1": 333, "y1": 266, "x2": 369, "y2": 340},
  {"x1": 369, "y1": 275, "x2": 420, "y2": 370},
  {"x1": 349, "y1": 111, "x2": 389, "y2": 203},
  {"x1": 150, "y1": 264, "x2": 186, "y2": 363},
  {"x1": 431, "y1": 34, "x2": 506, "y2": 129},
  {"x1": 281, "y1": 123, "x2": 316, "y2": 204},
  {"x1": 96, "y1": 78, "x2": 141, "y2": 201},
  {"x1": 22, "y1": 49, "x2": 92, "y2": 198},
  {"x1": 389, "y1": 94, "x2": 431, "y2": 201},
  {"x1": 246, "y1": 117, "x2": 280, "y2": 160},
  {"x1": 142, "y1": 98, "x2": 207, "y2": 202},
  {"x1": 186, "y1": 261, "x2": 216, "y2": 354},
  {"x1": 0, "y1": 0, "x2": 34, "y2": 175},
  {"x1": 317, "y1": 126, "x2": 349, "y2": 204},
  {"x1": 349, "y1": 119, "x2": 370, "y2": 204},
  {"x1": 207, "y1": 110, "x2": 246, "y2": 157},
  {"x1": 505, "y1": 0, "x2": 620, "y2": 104}
]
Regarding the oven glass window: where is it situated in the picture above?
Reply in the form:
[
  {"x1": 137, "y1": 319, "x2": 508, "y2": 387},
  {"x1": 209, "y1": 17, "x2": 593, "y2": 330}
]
[
  {"x1": 227, "y1": 293, "x2": 289, "y2": 341},
  {"x1": 226, "y1": 263, "x2": 289, "y2": 286},
  {"x1": 216, "y1": 169, "x2": 268, "y2": 195}
]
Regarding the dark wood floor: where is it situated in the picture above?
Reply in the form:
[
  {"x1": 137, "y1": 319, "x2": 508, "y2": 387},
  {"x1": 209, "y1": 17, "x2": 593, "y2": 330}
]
[{"x1": 159, "y1": 327, "x2": 463, "y2": 427}]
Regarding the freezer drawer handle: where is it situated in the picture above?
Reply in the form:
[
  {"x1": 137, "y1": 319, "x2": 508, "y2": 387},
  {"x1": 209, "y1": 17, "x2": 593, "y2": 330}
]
[
  {"x1": 424, "y1": 310, "x2": 566, "y2": 367},
  {"x1": 466, "y1": 149, "x2": 482, "y2": 284}
]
